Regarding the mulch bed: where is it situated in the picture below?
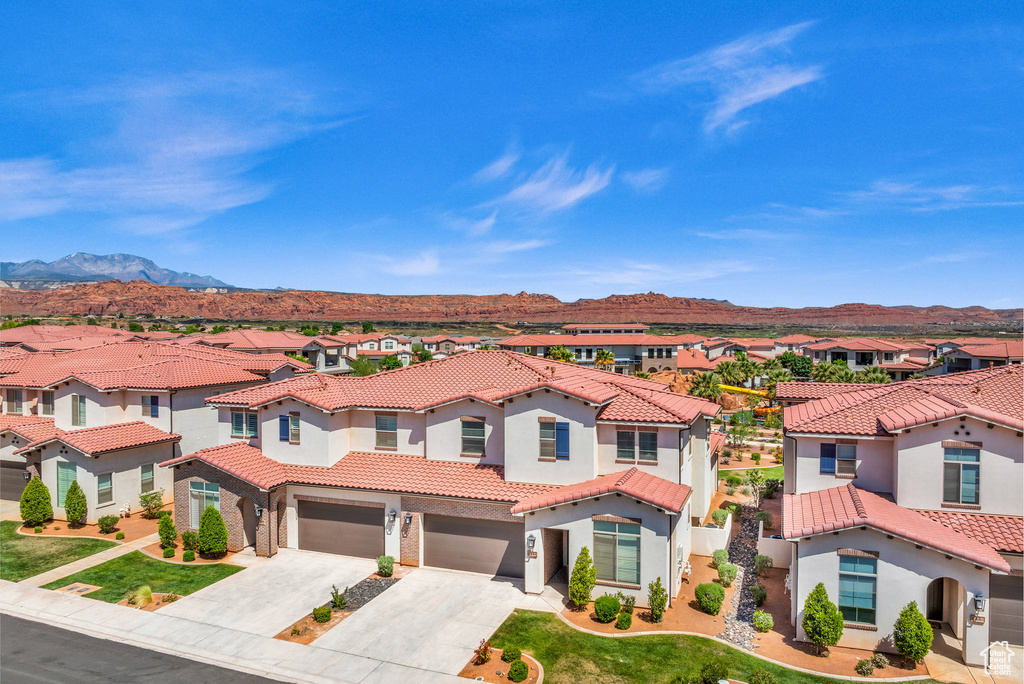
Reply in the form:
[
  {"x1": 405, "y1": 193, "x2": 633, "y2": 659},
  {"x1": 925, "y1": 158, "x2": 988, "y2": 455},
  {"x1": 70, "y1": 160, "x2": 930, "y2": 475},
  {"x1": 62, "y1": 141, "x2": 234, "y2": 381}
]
[
  {"x1": 458, "y1": 649, "x2": 541, "y2": 684},
  {"x1": 140, "y1": 538, "x2": 238, "y2": 565},
  {"x1": 18, "y1": 512, "x2": 165, "y2": 543},
  {"x1": 275, "y1": 572, "x2": 401, "y2": 645}
]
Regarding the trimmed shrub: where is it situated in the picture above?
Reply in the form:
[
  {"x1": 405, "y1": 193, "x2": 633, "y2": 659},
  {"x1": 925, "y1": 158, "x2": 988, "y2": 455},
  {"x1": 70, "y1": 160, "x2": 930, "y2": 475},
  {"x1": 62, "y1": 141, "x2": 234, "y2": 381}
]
[
  {"x1": 501, "y1": 644, "x2": 522, "y2": 663},
  {"x1": 34, "y1": 525, "x2": 42, "y2": 533},
  {"x1": 711, "y1": 549, "x2": 729, "y2": 568},
  {"x1": 893, "y1": 601, "x2": 933, "y2": 663},
  {"x1": 748, "y1": 667, "x2": 778, "y2": 684},
  {"x1": 752, "y1": 453, "x2": 761, "y2": 465},
  {"x1": 157, "y1": 509, "x2": 173, "y2": 518},
  {"x1": 728, "y1": 503, "x2": 742, "y2": 521},
  {"x1": 855, "y1": 659, "x2": 874, "y2": 676},
  {"x1": 711, "y1": 509, "x2": 729, "y2": 528},
  {"x1": 331, "y1": 584, "x2": 347, "y2": 610},
  {"x1": 138, "y1": 489, "x2": 165, "y2": 518},
  {"x1": 753, "y1": 610, "x2": 774, "y2": 632},
  {"x1": 569, "y1": 546, "x2": 596, "y2": 609},
  {"x1": 594, "y1": 595, "x2": 621, "y2": 623},
  {"x1": 376, "y1": 555, "x2": 394, "y2": 577},
  {"x1": 699, "y1": 658, "x2": 728, "y2": 684},
  {"x1": 615, "y1": 591, "x2": 636, "y2": 614},
  {"x1": 98, "y1": 515, "x2": 119, "y2": 534},
  {"x1": 695, "y1": 583, "x2": 725, "y2": 615},
  {"x1": 754, "y1": 554, "x2": 774, "y2": 577},
  {"x1": 725, "y1": 474, "x2": 742, "y2": 487},
  {"x1": 312, "y1": 606, "x2": 331, "y2": 623},
  {"x1": 115, "y1": 531, "x2": 125, "y2": 540},
  {"x1": 20, "y1": 477, "x2": 53, "y2": 527},
  {"x1": 197, "y1": 505, "x2": 228, "y2": 555},
  {"x1": 181, "y1": 531, "x2": 198, "y2": 551},
  {"x1": 648, "y1": 576, "x2": 668, "y2": 623},
  {"x1": 755, "y1": 511, "x2": 773, "y2": 529},
  {"x1": 507, "y1": 659, "x2": 528, "y2": 683},
  {"x1": 615, "y1": 612, "x2": 632, "y2": 630},
  {"x1": 162, "y1": 547, "x2": 175, "y2": 558},
  {"x1": 182, "y1": 550, "x2": 195, "y2": 562},
  {"x1": 801, "y1": 582, "x2": 844, "y2": 655},
  {"x1": 750, "y1": 583, "x2": 767, "y2": 607},
  {"x1": 718, "y1": 563, "x2": 737, "y2": 587},
  {"x1": 158, "y1": 514, "x2": 178, "y2": 549},
  {"x1": 64, "y1": 481, "x2": 87, "y2": 527},
  {"x1": 871, "y1": 653, "x2": 889, "y2": 669}
]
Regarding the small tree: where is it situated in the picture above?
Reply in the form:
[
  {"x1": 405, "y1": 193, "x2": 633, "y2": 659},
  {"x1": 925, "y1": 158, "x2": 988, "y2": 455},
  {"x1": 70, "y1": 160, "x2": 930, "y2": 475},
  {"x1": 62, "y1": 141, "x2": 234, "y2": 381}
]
[
  {"x1": 893, "y1": 601, "x2": 933, "y2": 663},
  {"x1": 20, "y1": 477, "x2": 53, "y2": 527},
  {"x1": 801, "y1": 582, "x2": 844, "y2": 655},
  {"x1": 546, "y1": 345, "x2": 576, "y2": 363},
  {"x1": 569, "y1": 546, "x2": 597, "y2": 609},
  {"x1": 648, "y1": 576, "x2": 668, "y2": 623},
  {"x1": 350, "y1": 354, "x2": 377, "y2": 376},
  {"x1": 746, "y1": 468, "x2": 765, "y2": 506},
  {"x1": 158, "y1": 514, "x2": 178, "y2": 549},
  {"x1": 63, "y1": 480, "x2": 87, "y2": 527},
  {"x1": 197, "y1": 505, "x2": 228, "y2": 556},
  {"x1": 361, "y1": 322, "x2": 375, "y2": 333},
  {"x1": 138, "y1": 489, "x2": 165, "y2": 518},
  {"x1": 379, "y1": 354, "x2": 403, "y2": 371}
]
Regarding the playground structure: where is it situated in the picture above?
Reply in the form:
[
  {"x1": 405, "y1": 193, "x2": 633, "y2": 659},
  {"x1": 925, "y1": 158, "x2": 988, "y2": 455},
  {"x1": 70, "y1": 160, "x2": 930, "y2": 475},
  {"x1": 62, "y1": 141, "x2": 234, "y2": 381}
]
[{"x1": 718, "y1": 384, "x2": 781, "y2": 415}]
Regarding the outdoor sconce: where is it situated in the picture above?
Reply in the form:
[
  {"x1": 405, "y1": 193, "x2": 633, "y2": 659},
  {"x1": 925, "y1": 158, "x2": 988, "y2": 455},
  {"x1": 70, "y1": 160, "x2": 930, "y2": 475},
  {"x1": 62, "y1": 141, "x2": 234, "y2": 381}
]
[
  {"x1": 388, "y1": 509, "x2": 397, "y2": 523},
  {"x1": 23, "y1": 471, "x2": 31, "y2": 481},
  {"x1": 404, "y1": 512, "x2": 412, "y2": 524},
  {"x1": 254, "y1": 505, "x2": 263, "y2": 518},
  {"x1": 974, "y1": 593, "x2": 986, "y2": 612},
  {"x1": 526, "y1": 534, "x2": 536, "y2": 551}
]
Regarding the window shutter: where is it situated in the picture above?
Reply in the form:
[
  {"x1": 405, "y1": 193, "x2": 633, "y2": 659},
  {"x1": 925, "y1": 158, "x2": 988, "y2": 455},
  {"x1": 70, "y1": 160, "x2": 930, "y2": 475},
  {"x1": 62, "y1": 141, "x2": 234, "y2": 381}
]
[
  {"x1": 246, "y1": 412, "x2": 258, "y2": 437},
  {"x1": 57, "y1": 462, "x2": 76, "y2": 507},
  {"x1": 232, "y1": 412, "x2": 244, "y2": 436},
  {"x1": 555, "y1": 422, "x2": 570, "y2": 460},
  {"x1": 279, "y1": 416, "x2": 289, "y2": 441}
]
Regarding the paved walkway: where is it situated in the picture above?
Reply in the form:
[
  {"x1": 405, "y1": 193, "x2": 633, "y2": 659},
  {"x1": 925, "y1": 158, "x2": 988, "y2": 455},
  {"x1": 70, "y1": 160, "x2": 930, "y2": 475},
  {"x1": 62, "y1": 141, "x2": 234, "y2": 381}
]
[
  {"x1": 21, "y1": 533, "x2": 160, "y2": 587},
  {"x1": 1, "y1": 500, "x2": 21, "y2": 521}
]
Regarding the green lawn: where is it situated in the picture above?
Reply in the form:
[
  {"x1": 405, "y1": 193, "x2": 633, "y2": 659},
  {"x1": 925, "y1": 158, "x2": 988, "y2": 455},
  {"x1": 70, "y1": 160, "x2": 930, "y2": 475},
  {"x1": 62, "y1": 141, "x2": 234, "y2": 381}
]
[
  {"x1": 0, "y1": 521, "x2": 117, "y2": 582},
  {"x1": 491, "y1": 610, "x2": 941, "y2": 684},
  {"x1": 42, "y1": 550, "x2": 243, "y2": 602}
]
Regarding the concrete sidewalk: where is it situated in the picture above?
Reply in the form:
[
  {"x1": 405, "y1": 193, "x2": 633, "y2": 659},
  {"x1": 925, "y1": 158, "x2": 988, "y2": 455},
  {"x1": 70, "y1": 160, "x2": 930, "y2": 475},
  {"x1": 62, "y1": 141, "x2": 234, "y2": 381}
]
[{"x1": 21, "y1": 533, "x2": 160, "y2": 587}]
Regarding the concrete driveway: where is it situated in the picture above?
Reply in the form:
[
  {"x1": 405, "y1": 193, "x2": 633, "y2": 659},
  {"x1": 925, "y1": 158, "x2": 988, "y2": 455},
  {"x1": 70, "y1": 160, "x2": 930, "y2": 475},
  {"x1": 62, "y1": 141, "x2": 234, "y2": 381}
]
[
  {"x1": 160, "y1": 548, "x2": 376, "y2": 637},
  {"x1": 315, "y1": 567, "x2": 525, "y2": 677}
]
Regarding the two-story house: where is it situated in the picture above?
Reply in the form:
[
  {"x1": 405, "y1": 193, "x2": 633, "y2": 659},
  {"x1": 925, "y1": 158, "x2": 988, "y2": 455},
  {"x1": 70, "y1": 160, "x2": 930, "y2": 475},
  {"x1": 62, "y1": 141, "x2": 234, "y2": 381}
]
[
  {"x1": 187, "y1": 329, "x2": 320, "y2": 356},
  {"x1": 780, "y1": 366, "x2": 1023, "y2": 664},
  {"x1": 300, "y1": 333, "x2": 414, "y2": 374},
  {"x1": 772, "y1": 334, "x2": 821, "y2": 356},
  {"x1": 420, "y1": 335, "x2": 482, "y2": 358},
  {"x1": 942, "y1": 341, "x2": 1023, "y2": 374},
  {"x1": 802, "y1": 338, "x2": 935, "y2": 380},
  {"x1": 498, "y1": 326, "x2": 684, "y2": 374},
  {"x1": 160, "y1": 350, "x2": 723, "y2": 606},
  {"x1": 0, "y1": 341, "x2": 310, "y2": 521}
]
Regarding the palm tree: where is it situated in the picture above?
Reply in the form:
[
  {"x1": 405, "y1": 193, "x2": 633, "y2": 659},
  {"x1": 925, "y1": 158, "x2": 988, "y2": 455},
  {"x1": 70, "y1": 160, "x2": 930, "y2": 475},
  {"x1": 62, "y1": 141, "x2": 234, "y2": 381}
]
[
  {"x1": 762, "y1": 357, "x2": 782, "y2": 374},
  {"x1": 834, "y1": 365, "x2": 857, "y2": 383},
  {"x1": 855, "y1": 366, "x2": 893, "y2": 384},
  {"x1": 764, "y1": 367, "x2": 793, "y2": 399},
  {"x1": 546, "y1": 345, "x2": 576, "y2": 364},
  {"x1": 688, "y1": 371, "x2": 722, "y2": 400},
  {"x1": 716, "y1": 360, "x2": 745, "y2": 386},
  {"x1": 810, "y1": 362, "x2": 839, "y2": 382},
  {"x1": 595, "y1": 349, "x2": 615, "y2": 371}
]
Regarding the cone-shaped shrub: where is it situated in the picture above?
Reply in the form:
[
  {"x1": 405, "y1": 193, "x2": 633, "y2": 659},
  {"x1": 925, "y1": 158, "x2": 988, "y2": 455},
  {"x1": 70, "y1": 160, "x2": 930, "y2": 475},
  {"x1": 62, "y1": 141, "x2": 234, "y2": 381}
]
[
  {"x1": 801, "y1": 582, "x2": 844, "y2": 655},
  {"x1": 197, "y1": 505, "x2": 228, "y2": 555},
  {"x1": 20, "y1": 477, "x2": 52, "y2": 527},
  {"x1": 893, "y1": 601, "x2": 933, "y2": 663},
  {"x1": 158, "y1": 514, "x2": 178, "y2": 549},
  {"x1": 569, "y1": 546, "x2": 596, "y2": 609},
  {"x1": 63, "y1": 480, "x2": 87, "y2": 527}
]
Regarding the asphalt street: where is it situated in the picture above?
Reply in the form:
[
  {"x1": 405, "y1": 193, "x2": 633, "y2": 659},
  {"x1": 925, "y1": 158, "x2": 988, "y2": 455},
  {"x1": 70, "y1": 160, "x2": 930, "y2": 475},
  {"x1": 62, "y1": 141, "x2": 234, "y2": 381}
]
[{"x1": 0, "y1": 614, "x2": 283, "y2": 683}]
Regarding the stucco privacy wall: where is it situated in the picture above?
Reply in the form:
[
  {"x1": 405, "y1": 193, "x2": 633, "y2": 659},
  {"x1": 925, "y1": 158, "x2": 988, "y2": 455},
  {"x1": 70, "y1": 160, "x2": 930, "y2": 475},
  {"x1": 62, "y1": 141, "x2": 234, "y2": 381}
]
[
  {"x1": 792, "y1": 436, "x2": 894, "y2": 495},
  {"x1": 284, "y1": 485, "x2": 402, "y2": 558},
  {"x1": 522, "y1": 496, "x2": 676, "y2": 606},
  {"x1": 792, "y1": 528, "x2": 990, "y2": 665},
  {"x1": 503, "y1": 391, "x2": 599, "y2": 486}
]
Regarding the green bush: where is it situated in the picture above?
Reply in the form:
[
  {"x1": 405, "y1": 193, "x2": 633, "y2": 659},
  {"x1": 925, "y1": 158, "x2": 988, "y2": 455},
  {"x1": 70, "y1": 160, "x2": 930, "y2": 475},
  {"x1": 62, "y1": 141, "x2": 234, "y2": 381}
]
[
  {"x1": 20, "y1": 477, "x2": 53, "y2": 527},
  {"x1": 755, "y1": 511, "x2": 773, "y2": 529},
  {"x1": 741, "y1": 486, "x2": 752, "y2": 496},
  {"x1": 138, "y1": 489, "x2": 165, "y2": 518},
  {"x1": 750, "y1": 583, "x2": 767, "y2": 607},
  {"x1": 182, "y1": 550, "x2": 195, "y2": 562},
  {"x1": 893, "y1": 601, "x2": 933, "y2": 663},
  {"x1": 115, "y1": 532, "x2": 125, "y2": 540},
  {"x1": 615, "y1": 591, "x2": 635, "y2": 614},
  {"x1": 801, "y1": 582, "x2": 844, "y2": 655},
  {"x1": 871, "y1": 653, "x2": 889, "y2": 669},
  {"x1": 752, "y1": 610, "x2": 774, "y2": 632},
  {"x1": 754, "y1": 554, "x2": 774, "y2": 577},
  {"x1": 728, "y1": 503, "x2": 742, "y2": 521},
  {"x1": 648, "y1": 577, "x2": 668, "y2": 623},
  {"x1": 726, "y1": 485, "x2": 736, "y2": 496},
  {"x1": 197, "y1": 505, "x2": 228, "y2": 555},
  {"x1": 135, "y1": 585, "x2": 153, "y2": 607},
  {"x1": 162, "y1": 547, "x2": 175, "y2": 558},
  {"x1": 158, "y1": 514, "x2": 178, "y2": 549},
  {"x1": 97, "y1": 515, "x2": 119, "y2": 534},
  {"x1": 718, "y1": 563, "x2": 737, "y2": 587},
  {"x1": 569, "y1": 546, "x2": 596, "y2": 609},
  {"x1": 157, "y1": 509, "x2": 173, "y2": 518},
  {"x1": 695, "y1": 583, "x2": 725, "y2": 615},
  {"x1": 312, "y1": 606, "x2": 331, "y2": 623},
  {"x1": 752, "y1": 453, "x2": 761, "y2": 465},
  {"x1": 376, "y1": 555, "x2": 394, "y2": 577},
  {"x1": 711, "y1": 509, "x2": 728, "y2": 528},
  {"x1": 181, "y1": 531, "x2": 198, "y2": 551},
  {"x1": 507, "y1": 659, "x2": 528, "y2": 683},
  {"x1": 855, "y1": 659, "x2": 874, "y2": 676},
  {"x1": 725, "y1": 474, "x2": 742, "y2": 487},
  {"x1": 34, "y1": 525, "x2": 42, "y2": 533},
  {"x1": 711, "y1": 549, "x2": 729, "y2": 567},
  {"x1": 331, "y1": 584, "x2": 347, "y2": 610},
  {"x1": 615, "y1": 612, "x2": 632, "y2": 630},
  {"x1": 763, "y1": 479, "x2": 781, "y2": 499},
  {"x1": 63, "y1": 481, "x2": 87, "y2": 526},
  {"x1": 501, "y1": 644, "x2": 522, "y2": 662},
  {"x1": 594, "y1": 595, "x2": 620, "y2": 623},
  {"x1": 699, "y1": 658, "x2": 728, "y2": 684},
  {"x1": 748, "y1": 667, "x2": 778, "y2": 684}
]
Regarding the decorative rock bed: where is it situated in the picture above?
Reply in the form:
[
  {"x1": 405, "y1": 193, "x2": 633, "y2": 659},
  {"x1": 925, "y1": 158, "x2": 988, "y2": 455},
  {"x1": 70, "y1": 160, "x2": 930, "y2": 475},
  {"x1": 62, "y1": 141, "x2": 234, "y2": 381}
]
[
  {"x1": 345, "y1": 575, "x2": 400, "y2": 611},
  {"x1": 719, "y1": 506, "x2": 759, "y2": 651},
  {"x1": 275, "y1": 573, "x2": 401, "y2": 644}
]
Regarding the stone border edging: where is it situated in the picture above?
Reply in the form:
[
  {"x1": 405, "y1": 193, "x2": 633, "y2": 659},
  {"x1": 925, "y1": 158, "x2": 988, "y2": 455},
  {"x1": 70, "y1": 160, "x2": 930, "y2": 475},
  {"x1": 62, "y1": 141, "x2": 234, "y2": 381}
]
[
  {"x1": 550, "y1": 610, "x2": 929, "y2": 683},
  {"x1": 525, "y1": 652, "x2": 544, "y2": 684},
  {"x1": 15, "y1": 525, "x2": 126, "y2": 544}
]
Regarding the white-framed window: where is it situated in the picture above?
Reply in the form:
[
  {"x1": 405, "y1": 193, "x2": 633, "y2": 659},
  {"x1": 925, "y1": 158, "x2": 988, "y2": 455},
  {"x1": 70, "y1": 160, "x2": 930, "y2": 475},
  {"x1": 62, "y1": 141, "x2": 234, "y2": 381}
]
[
  {"x1": 5, "y1": 389, "x2": 23, "y2": 414},
  {"x1": 639, "y1": 431, "x2": 658, "y2": 463},
  {"x1": 461, "y1": 417, "x2": 485, "y2": 456},
  {"x1": 72, "y1": 394, "x2": 86, "y2": 427},
  {"x1": 616, "y1": 430, "x2": 635, "y2": 460},
  {"x1": 189, "y1": 481, "x2": 220, "y2": 528},
  {"x1": 57, "y1": 461, "x2": 76, "y2": 507},
  {"x1": 594, "y1": 520, "x2": 641, "y2": 585},
  {"x1": 140, "y1": 464, "x2": 155, "y2": 493},
  {"x1": 384, "y1": 340, "x2": 394, "y2": 350},
  {"x1": 539, "y1": 419, "x2": 569, "y2": 460},
  {"x1": 279, "y1": 413, "x2": 300, "y2": 443},
  {"x1": 375, "y1": 413, "x2": 397, "y2": 448},
  {"x1": 820, "y1": 443, "x2": 856, "y2": 476},
  {"x1": 616, "y1": 429, "x2": 658, "y2": 463},
  {"x1": 97, "y1": 472, "x2": 113, "y2": 505},
  {"x1": 944, "y1": 448, "x2": 980, "y2": 505},
  {"x1": 230, "y1": 411, "x2": 258, "y2": 438},
  {"x1": 41, "y1": 391, "x2": 54, "y2": 416},
  {"x1": 142, "y1": 395, "x2": 159, "y2": 418},
  {"x1": 838, "y1": 555, "x2": 877, "y2": 625}
]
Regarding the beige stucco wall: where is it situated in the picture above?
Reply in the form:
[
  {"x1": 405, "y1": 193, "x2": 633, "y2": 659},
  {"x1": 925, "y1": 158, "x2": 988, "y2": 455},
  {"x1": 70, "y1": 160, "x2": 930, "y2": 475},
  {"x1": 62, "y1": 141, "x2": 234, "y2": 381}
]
[
  {"x1": 502, "y1": 392, "x2": 599, "y2": 486},
  {"x1": 790, "y1": 435, "x2": 895, "y2": 495},
  {"x1": 424, "y1": 399, "x2": 505, "y2": 466},
  {"x1": 595, "y1": 424, "x2": 682, "y2": 482}
]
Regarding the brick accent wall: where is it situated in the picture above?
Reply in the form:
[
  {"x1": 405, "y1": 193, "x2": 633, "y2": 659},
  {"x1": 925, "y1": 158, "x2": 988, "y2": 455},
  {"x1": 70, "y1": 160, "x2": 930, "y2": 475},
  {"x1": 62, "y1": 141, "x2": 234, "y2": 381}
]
[
  {"x1": 398, "y1": 496, "x2": 520, "y2": 567},
  {"x1": 400, "y1": 511, "x2": 421, "y2": 567},
  {"x1": 170, "y1": 460, "x2": 279, "y2": 557},
  {"x1": 294, "y1": 494, "x2": 385, "y2": 508}
]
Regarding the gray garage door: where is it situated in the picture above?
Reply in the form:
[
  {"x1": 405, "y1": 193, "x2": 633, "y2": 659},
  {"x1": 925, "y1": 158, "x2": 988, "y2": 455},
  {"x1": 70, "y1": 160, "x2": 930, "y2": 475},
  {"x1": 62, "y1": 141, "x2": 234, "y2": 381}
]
[
  {"x1": 1, "y1": 461, "x2": 29, "y2": 501},
  {"x1": 990, "y1": 574, "x2": 1023, "y2": 646},
  {"x1": 297, "y1": 501, "x2": 384, "y2": 559},
  {"x1": 423, "y1": 514, "x2": 524, "y2": 578}
]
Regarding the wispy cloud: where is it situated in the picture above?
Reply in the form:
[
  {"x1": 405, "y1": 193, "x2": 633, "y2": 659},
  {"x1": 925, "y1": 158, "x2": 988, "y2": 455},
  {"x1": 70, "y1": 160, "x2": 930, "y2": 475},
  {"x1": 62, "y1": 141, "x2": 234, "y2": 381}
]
[
  {"x1": 621, "y1": 168, "x2": 670, "y2": 193},
  {"x1": 692, "y1": 227, "x2": 791, "y2": 241},
  {"x1": 629, "y1": 22, "x2": 822, "y2": 134},
  {"x1": 479, "y1": 239, "x2": 549, "y2": 255},
  {"x1": 441, "y1": 209, "x2": 498, "y2": 236},
  {"x1": 473, "y1": 146, "x2": 520, "y2": 183},
  {"x1": 494, "y1": 154, "x2": 614, "y2": 212},
  {"x1": 844, "y1": 180, "x2": 1023, "y2": 212},
  {"x1": 377, "y1": 250, "x2": 442, "y2": 277}
]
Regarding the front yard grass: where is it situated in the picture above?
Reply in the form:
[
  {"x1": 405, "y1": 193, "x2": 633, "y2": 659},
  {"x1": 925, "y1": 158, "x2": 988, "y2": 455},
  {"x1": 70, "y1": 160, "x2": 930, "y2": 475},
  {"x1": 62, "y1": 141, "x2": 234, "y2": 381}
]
[
  {"x1": 490, "y1": 610, "x2": 940, "y2": 684},
  {"x1": 42, "y1": 550, "x2": 243, "y2": 602},
  {"x1": 0, "y1": 521, "x2": 117, "y2": 582}
]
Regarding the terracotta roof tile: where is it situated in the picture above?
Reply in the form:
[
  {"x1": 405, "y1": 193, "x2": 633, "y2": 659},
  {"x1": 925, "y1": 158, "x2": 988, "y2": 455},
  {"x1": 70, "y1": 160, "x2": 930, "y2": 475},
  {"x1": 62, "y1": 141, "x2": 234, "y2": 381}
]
[
  {"x1": 775, "y1": 382, "x2": 879, "y2": 401},
  {"x1": 918, "y1": 510, "x2": 1023, "y2": 554},
  {"x1": 16, "y1": 421, "x2": 179, "y2": 456},
  {"x1": 510, "y1": 468, "x2": 691, "y2": 514},
  {"x1": 953, "y1": 341, "x2": 1023, "y2": 361},
  {"x1": 676, "y1": 349, "x2": 715, "y2": 371}
]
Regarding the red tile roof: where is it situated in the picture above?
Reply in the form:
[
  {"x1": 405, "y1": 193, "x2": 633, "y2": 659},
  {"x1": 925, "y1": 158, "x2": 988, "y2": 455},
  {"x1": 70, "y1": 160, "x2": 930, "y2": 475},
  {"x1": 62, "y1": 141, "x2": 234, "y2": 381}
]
[
  {"x1": 499, "y1": 333, "x2": 681, "y2": 347},
  {"x1": 16, "y1": 421, "x2": 179, "y2": 456},
  {"x1": 562, "y1": 324, "x2": 649, "y2": 331},
  {"x1": 784, "y1": 365, "x2": 1023, "y2": 436},
  {"x1": 953, "y1": 341, "x2": 1023, "y2": 361},
  {"x1": 421, "y1": 335, "x2": 481, "y2": 344},
  {"x1": 804, "y1": 338, "x2": 931, "y2": 353},
  {"x1": 918, "y1": 510, "x2": 1023, "y2": 555},
  {"x1": 208, "y1": 350, "x2": 720, "y2": 426},
  {"x1": 774, "y1": 382, "x2": 880, "y2": 401},
  {"x1": 710, "y1": 431, "x2": 726, "y2": 456},
  {"x1": 161, "y1": 445, "x2": 556, "y2": 502},
  {"x1": 783, "y1": 483, "x2": 1011, "y2": 572},
  {"x1": 676, "y1": 349, "x2": 715, "y2": 371},
  {"x1": 0, "y1": 414, "x2": 56, "y2": 443},
  {"x1": 0, "y1": 325, "x2": 127, "y2": 345},
  {"x1": 190, "y1": 330, "x2": 315, "y2": 351},
  {"x1": 774, "y1": 334, "x2": 820, "y2": 344},
  {"x1": 510, "y1": 468, "x2": 691, "y2": 515}
]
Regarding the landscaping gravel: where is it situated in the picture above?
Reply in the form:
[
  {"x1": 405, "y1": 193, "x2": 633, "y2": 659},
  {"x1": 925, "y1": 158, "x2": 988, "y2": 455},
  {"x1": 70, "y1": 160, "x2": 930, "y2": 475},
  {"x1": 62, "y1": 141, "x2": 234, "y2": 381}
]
[
  {"x1": 342, "y1": 575, "x2": 400, "y2": 611},
  {"x1": 719, "y1": 506, "x2": 759, "y2": 651}
]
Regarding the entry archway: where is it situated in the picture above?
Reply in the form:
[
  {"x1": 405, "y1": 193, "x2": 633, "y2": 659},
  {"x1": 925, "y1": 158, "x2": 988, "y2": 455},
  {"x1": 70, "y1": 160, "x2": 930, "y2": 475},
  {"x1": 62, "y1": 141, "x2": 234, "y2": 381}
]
[
  {"x1": 238, "y1": 497, "x2": 257, "y2": 548},
  {"x1": 926, "y1": 577, "x2": 967, "y2": 639}
]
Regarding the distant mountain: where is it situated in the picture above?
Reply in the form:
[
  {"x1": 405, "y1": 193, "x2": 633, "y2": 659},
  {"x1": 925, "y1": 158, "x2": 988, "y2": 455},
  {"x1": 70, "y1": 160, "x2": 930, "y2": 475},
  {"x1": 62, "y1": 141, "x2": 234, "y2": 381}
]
[{"x1": 1, "y1": 253, "x2": 231, "y2": 288}]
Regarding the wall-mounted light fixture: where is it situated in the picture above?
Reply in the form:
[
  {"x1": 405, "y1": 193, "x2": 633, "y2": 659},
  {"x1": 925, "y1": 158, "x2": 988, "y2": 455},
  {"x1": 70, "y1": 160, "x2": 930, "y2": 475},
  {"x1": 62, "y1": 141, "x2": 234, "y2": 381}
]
[
  {"x1": 974, "y1": 592, "x2": 986, "y2": 612},
  {"x1": 255, "y1": 505, "x2": 263, "y2": 518},
  {"x1": 526, "y1": 534, "x2": 536, "y2": 551},
  {"x1": 388, "y1": 509, "x2": 397, "y2": 523},
  {"x1": 404, "y1": 512, "x2": 412, "y2": 524}
]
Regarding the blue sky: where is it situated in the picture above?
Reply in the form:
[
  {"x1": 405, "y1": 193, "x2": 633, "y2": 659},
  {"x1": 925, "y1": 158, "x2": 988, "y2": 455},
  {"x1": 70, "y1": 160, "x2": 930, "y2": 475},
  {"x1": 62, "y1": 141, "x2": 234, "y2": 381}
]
[{"x1": 2, "y1": 3, "x2": 1022, "y2": 308}]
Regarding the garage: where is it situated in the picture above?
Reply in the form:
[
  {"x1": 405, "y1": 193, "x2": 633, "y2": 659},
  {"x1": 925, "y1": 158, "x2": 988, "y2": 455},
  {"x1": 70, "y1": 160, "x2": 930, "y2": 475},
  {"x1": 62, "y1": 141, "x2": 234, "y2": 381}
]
[
  {"x1": 1, "y1": 461, "x2": 29, "y2": 501},
  {"x1": 297, "y1": 500, "x2": 384, "y2": 559},
  {"x1": 423, "y1": 514, "x2": 524, "y2": 578},
  {"x1": 990, "y1": 574, "x2": 1024, "y2": 646}
]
